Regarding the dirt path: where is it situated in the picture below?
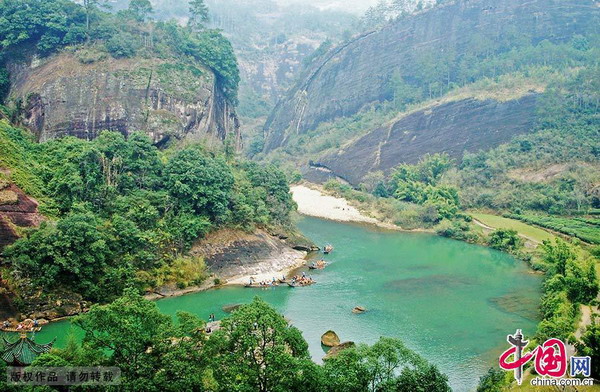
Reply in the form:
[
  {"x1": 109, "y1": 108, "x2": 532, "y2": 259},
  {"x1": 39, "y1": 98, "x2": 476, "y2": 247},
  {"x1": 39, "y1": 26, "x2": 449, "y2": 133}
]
[{"x1": 472, "y1": 218, "x2": 541, "y2": 246}]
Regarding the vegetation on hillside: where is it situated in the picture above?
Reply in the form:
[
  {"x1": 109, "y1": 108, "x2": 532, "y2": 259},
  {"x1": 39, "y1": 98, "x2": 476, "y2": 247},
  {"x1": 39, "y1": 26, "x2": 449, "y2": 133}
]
[
  {"x1": 0, "y1": 0, "x2": 240, "y2": 103},
  {"x1": 0, "y1": 122, "x2": 295, "y2": 303},
  {"x1": 0, "y1": 292, "x2": 453, "y2": 392}
]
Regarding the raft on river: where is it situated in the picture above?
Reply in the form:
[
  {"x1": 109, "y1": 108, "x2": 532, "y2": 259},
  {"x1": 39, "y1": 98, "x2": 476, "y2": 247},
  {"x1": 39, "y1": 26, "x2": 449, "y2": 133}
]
[
  {"x1": 323, "y1": 245, "x2": 334, "y2": 254},
  {"x1": 309, "y1": 260, "x2": 327, "y2": 270},
  {"x1": 287, "y1": 280, "x2": 315, "y2": 288},
  {"x1": 244, "y1": 282, "x2": 279, "y2": 288}
]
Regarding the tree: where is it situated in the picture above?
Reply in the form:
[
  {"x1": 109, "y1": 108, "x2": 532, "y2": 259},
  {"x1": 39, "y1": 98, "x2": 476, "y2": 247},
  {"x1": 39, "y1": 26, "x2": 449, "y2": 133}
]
[
  {"x1": 74, "y1": 288, "x2": 172, "y2": 388},
  {"x1": 83, "y1": 0, "x2": 109, "y2": 40},
  {"x1": 321, "y1": 337, "x2": 450, "y2": 392},
  {"x1": 575, "y1": 317, "x2": 600, "y2": 379},
  {"x1": 189, "y1": 0, "x2": 210, "y2": 31},
  {"x1": 476, "y1": 367, "x2": 509, "y2": 392},
  {"x1": 541, "y1": 239, "x2": 576, "y2": 276},
  {"x1": 6, "y1": 212, "x2": 116, "y2": 301},
  {"x1": 164, "y1": 148, "x2": 234, "y2": 221},
  {"x1": 128, "y1": 0, "x2": 153, "y2": 22},
  {"x1": 205, "y1": 297, "x2": 319, "y2": 392},
  {"x1": 487, "y1": 229, "x2": 523, "y2": 253}
]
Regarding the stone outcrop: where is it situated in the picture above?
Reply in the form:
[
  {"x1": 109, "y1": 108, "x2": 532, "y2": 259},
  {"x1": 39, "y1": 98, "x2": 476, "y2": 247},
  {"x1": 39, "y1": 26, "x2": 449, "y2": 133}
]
[
  {"x1": 8, "y1": 52, "x2": 241, "y2": 146},
  {"x1": 264, "y1": 0, "x2": 599, "y2": 151},
  {"x1": 315, "y1": 94, "x2": 539, "y2": 185},
  {"x1": 190, "y1": 228, "x2": 310, "y2": 281},
  {"x1": 323, "y1": 341, "x2": 356, "y2": 360},
  {"x1": 0, "y1": 180, "x2": 44, "y2": 250},
  {"x1": 321, "y1": 330, "x2": 341, "y2": 347}
]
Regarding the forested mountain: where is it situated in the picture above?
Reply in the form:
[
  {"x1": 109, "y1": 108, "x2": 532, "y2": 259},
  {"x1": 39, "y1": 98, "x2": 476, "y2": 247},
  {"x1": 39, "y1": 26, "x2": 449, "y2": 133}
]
[
  {"x1": 1, "y1": 0, "x2": 240, "y2": 146},
  {"x1": 106, "y1": 0, "x2": 358, "y2": 118},
  {"x1": 0, "y1": 0, "x2": 301, "y2": 318},
  {"x1": 264, "y1": 0, "x2": 599, "y2": 150},
  {"x1": 259, "y1": 0, "x2": 600, "y2": 220},
  {"x1": 0, "y1": 1, "x2": 599, "y2": 391}
]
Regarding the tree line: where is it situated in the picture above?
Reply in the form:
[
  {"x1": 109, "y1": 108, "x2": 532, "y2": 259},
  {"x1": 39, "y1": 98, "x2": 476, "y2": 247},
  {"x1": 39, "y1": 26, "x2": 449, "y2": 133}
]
[
  {"x1": 0, "y1": 0, "x2": 239, "y2": 104},
  {"x1": 1, "y1": 124, "x2": 295, "y2": 304}
]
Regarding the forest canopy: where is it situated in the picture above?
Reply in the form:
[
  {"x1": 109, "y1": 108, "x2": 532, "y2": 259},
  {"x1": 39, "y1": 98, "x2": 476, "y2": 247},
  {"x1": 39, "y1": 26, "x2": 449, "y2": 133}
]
[
  {"x1": 0, "y1": 0, "x2": 240, "y2": 103},
  {"x1": 1, "y1": 122, "x2": 295, "y2": 302}
]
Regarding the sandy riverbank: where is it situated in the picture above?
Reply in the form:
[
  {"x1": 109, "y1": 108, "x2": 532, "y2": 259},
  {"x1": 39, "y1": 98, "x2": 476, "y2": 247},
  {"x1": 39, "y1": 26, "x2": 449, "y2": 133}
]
[{"x1": 291, "y1": 184, "x2": 400, "y2": 230}]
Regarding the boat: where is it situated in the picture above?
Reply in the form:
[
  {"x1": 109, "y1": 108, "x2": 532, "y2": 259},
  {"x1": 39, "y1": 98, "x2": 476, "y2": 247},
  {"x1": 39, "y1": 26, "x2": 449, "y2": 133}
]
[
  {"x1": 244, "y1": 282, "x2": 278, "y2": 288},
  {"x1": 308, "y1": 260, "x2": 327, "y2": 270},
  {"x1": 324, "y1": 245, "x2": 334, "y2": 254},
  {"x1": 0, "y1": 327, "x2": 41, "y2": 333},
  {"x1": 287, "y1": 280, "x2": 316, "y2": 287}
]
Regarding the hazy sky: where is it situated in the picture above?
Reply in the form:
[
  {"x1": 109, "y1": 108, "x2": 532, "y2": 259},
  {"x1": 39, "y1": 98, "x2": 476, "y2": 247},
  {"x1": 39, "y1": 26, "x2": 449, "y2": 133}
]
[{"x1": 275, "y1": 0, "x2": 378, "y2": 14}]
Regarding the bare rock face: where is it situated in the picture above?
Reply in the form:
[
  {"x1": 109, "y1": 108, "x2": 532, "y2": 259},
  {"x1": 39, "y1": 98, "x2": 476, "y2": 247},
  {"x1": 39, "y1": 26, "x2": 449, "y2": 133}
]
[
  {"x1": 264, "y1": 0, "x2": 599, "y2": 151},
  {"x1": 321, "y1": 330, "x2": 341, "y2": 347},
  {"x1": 323, "y1": 341, "x2": 356, "y2": 360},
  {"x1": 313, "y1": 94, "x2": 538, "y2": 185},
  {"x1": 189, "y1": 229, "x2": 308, "y2": 280},
  {"x1": 0, "y1": 182, "x2": 44, "y2": 250},
  {"x1": 8, "y1": 53, "x2": 241, "y2": 146}
]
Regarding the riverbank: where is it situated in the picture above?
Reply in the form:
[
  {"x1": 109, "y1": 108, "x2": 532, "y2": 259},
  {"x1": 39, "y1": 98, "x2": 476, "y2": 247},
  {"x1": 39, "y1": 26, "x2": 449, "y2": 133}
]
[
  {"x1": 146, "y1": 228, "x2": 311, "y2": 300},
  {"x1": 291, "y1": 184, "x2": 401, "y2": 230}
]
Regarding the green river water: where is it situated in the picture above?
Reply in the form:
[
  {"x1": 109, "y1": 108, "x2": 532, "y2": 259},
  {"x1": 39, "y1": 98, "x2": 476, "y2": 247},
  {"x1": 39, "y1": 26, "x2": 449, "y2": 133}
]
[{"x1": 30, "y1": 216, "x2": 542, "y2": 391}]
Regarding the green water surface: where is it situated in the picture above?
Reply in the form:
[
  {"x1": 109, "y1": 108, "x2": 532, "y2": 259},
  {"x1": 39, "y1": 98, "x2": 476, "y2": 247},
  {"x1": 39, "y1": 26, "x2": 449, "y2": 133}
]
[{"x1": 31, "y1": 216, "x2": 542, "y2": 391}]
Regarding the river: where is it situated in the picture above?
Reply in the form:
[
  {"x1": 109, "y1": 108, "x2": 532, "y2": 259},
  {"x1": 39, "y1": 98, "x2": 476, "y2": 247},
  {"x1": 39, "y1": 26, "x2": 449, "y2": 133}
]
[{"x1": 32, "y1": 216, "x2": 541, "y2": 391}]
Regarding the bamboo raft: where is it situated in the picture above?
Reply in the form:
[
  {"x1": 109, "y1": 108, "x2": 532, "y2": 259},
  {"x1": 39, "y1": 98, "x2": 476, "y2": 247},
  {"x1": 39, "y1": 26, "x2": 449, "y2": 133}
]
[
  {"x1": 287, "y1": 280, "x2": 316, "y2": 288},
  {"x1": 308, "y1": 260, "x2": 327, "y2": 270},
  {"x1": 1, "y1": 327, "x2": 41, "y2": 333},
  {"x1": 244, "y1": 282, "x2": 279, "y2": 288}
]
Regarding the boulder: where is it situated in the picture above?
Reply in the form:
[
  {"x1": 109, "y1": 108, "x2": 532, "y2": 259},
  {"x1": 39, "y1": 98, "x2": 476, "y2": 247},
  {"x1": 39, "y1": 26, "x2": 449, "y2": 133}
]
[
  {"x1": 222, "y1": 304, "x2": 243, "y2": 313},
  {"x1": 324, "y1": 341, "x2": 355, "y2": 360},
  {"x1": 321, "y1": 330, "x2": 340, "y2": 347}
]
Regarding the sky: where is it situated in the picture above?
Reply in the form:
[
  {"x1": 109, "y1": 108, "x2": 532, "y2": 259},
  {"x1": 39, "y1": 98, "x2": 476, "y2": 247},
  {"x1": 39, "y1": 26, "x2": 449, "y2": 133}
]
[{"x1": 275, "y1": 0, "x2": 378, "y2": 14}]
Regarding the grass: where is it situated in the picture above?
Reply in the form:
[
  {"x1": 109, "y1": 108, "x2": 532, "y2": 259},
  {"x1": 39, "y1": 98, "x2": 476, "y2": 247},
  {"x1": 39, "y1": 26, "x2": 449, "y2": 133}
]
[{"x1": 470, "y1": 212, "x2": 556, "y2": 243}]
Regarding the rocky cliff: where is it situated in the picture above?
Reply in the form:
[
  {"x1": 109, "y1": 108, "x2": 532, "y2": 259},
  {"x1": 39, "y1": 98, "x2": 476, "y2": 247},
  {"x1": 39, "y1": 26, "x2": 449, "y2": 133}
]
[
  {"x1": 0, "y1": 177, "x2": 44, "y2": 250},
  {"x1": 263, "y1": 0, "x2": 599, "y2": 151},
  {"x1": 8, "y1": 52, "x2": 241, "y2": 146},
  {"x1": 190, "y1": 228, "x2": 314, "y2": 281},
  {"x1": 312, "y1": 94, "x2": 539, "y2": 185}
]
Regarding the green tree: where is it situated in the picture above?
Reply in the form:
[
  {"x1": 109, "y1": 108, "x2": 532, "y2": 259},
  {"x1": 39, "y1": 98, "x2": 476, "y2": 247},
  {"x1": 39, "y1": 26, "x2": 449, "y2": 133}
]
[
  {"x1": 128, "y1": 0, "x2": 153, "y2": 22},
  {"x1": 541, "y1": 239, "x2": 576, "y2": 276},
  {"x1": 322, "y1": 337, "x2": 450, "y2": 392},
  {"x1": 575, "y1": 317, "x2": 600, "y2": 379},
  {"x1": 189, "y1": 0, "x2": 210, "y2": 31},
  {"x1": 476, "y1": 367, "x2": 509, "y2": 392},
  {"x1": 6, "y1": 212, "x2": 115, "y2": 301},
  {"x1": 74, "y1": 288, "x2": 172, "y2": 388},
  {"x1": 205, "y1": 297, "x2": 318, "y2": 392},
  {"x1": 487, "y1": 229, "x2": 523, "y2": 253},
  {"x1": 164, "y1": 148, "x2": 234, "y2": 221}
]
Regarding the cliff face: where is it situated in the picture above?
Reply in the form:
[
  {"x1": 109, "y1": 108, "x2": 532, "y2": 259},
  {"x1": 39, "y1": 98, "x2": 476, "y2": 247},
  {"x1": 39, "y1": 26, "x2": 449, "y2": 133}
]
[
  {"x1": 190, "y1": 228, "x2": 309, "y2": 281},
  {"x1": 313, "y1": 94, "x2": 538, "y2": 185},
  {"x1": 8, "y1": 53, "x2": 241, "y2": 146},
  {"x1": 0, "y1": 178, "x2": 44, "y2": 250},
  {"x1": 263, "y1": 0, "x2": 599, "y2": 151}
]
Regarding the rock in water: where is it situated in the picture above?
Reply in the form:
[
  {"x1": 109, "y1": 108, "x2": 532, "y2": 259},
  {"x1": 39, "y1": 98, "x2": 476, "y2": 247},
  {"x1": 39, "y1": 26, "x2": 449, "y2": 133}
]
[
  {"x1": 321, "y1": 330, "x2": 340, "y2": 347},
  {"x1": 324, "y1": 341, "x2": 355, "y2": 360},
  {"x1": 222, "y1": 304, "x2": 242, "y2": 313},
  {"x1": 352, "y1": 306, "x2": 366, "y2": 314}
]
